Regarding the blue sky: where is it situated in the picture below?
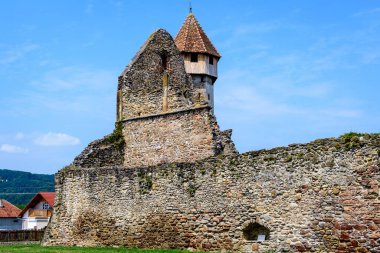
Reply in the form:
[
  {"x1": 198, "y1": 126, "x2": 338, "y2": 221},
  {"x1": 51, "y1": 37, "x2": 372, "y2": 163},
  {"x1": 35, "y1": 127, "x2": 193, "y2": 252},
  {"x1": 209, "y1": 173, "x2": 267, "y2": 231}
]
[{"x1": 0, "y1": 0, "x2": 379, "y2": 174}]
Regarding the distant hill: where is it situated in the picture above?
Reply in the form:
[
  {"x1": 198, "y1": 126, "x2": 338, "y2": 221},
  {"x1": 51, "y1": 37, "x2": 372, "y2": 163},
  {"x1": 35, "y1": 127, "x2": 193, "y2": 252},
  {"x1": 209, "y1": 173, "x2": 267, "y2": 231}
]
[{"x1": 0, "y1": 169, "x2": 54, "y2": 208}]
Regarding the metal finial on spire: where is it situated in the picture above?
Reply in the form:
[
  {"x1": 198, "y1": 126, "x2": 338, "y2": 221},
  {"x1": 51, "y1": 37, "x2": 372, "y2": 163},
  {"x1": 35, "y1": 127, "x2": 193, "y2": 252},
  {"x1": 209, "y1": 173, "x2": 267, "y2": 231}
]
[{"x1": 189, "y1": 0, "x2": 192, "y2": 13}]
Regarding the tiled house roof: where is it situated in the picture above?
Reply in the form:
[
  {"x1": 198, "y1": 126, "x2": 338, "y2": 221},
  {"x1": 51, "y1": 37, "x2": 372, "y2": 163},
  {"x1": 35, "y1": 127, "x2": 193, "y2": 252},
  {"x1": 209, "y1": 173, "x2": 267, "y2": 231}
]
[
  {"x1": 0, "y1": 199, "x2": 21, "y2": 218},
  {"x1": 38, "y1": 192, "x2": 55, "y2": 207},
  {"x1": 19, "y1": 192, "x2": 55, "y2": 217},
  {"x1": 174, "y1": 13, "x2": 221, "y2": 58}
]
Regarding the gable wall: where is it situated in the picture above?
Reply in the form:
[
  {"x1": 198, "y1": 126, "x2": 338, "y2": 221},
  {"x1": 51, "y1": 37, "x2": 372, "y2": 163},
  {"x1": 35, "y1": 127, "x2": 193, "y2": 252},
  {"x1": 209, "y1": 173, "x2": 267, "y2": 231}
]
[{"x1": 118, "y1": 30, "x2": 194, "y2": 120}]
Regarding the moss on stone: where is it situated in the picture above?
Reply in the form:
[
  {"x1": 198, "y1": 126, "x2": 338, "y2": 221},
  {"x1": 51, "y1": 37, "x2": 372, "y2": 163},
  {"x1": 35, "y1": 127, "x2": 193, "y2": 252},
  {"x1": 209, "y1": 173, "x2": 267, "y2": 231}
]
[
  {"x1": 60, "y1": 164, "x2": 76, "y2": 172},
  {"x1": 340, "y1": 132, "x2": 380, "y2": 142},
  {"x1": 187, "y1": 184, "x2": 197, "y2": 197},
  {"x1": 284, "y1": 155, "x2": 293, "y2": 163},
  {"x1": 138, "y1": 171, "x2": 153, "y2": 194},
  {"x1": 334, "y1": 142, "x2": 342, "y2": 150},
  {"x1": 264, "y1": 155, "x2": 276, "y2": 162}
]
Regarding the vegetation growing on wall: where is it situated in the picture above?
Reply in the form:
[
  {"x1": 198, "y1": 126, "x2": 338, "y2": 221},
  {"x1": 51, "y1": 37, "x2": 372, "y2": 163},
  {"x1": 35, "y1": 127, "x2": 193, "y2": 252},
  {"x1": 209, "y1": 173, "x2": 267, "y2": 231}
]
[
  {"x1": 138, "y1": 171, "x2": 153, "y2": 194},
  {"x1": 340, "y1": 132, "x2": 380, "y2": 141},
  {"x1": 104, "y1": 121, "x2": 125, "y2": 148},
  {"x1": 338, "y1": 132, "x2": 380, "y2": 150}
]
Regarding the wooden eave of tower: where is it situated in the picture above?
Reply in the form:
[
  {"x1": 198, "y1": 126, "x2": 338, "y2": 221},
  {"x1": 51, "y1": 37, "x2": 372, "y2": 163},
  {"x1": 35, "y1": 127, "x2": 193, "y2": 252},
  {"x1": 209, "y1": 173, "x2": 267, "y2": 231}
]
[{"x1": 174, "y1": 13, "x2": 221, "y2": 59}]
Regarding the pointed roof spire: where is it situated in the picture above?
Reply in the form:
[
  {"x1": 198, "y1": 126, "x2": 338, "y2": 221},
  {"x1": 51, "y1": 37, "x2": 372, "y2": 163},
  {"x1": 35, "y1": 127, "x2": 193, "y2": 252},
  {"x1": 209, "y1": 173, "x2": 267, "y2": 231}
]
[
  {"x1": 175, "y1": 13, "x2": 221, "y2": 58},
  {"x1": 189, "y1": 0, "x2": 192, "y2": 14}
]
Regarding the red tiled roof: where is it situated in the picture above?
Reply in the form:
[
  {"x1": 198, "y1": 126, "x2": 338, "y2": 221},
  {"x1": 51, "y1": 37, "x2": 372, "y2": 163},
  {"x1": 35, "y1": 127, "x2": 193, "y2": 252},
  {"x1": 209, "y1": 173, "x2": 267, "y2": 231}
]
[
  {"x1": 19, "y1": 192, "x2": 55, "y2": 217},
  {"x1": 39, "y1": 192, "x2": 55, "y2": 207},
  {"x1": 175, "y1": 13, "x2": 221, "y2": 58},
  {"x1": 0, "y1": 199, "x2": 21, "y2": 218}
]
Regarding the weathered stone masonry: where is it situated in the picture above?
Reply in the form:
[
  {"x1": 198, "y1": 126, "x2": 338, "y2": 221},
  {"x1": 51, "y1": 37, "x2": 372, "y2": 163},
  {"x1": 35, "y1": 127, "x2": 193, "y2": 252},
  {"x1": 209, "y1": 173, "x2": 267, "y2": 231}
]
[
  {"x1": 44, "y1": 136, "x2": 380, "y2": 252},
  {"x1": 43, "y1": 13, "x2": 380, "y2": 253},
  {"x1": 73, "y1": 28, "x2": 236, "y2": 169},
  {"x1": 123, "y1": 107, "x2": 222, "y2": 168},
  {"x1": 117, "y1": 29, "x2": 194, "y2": 120}
]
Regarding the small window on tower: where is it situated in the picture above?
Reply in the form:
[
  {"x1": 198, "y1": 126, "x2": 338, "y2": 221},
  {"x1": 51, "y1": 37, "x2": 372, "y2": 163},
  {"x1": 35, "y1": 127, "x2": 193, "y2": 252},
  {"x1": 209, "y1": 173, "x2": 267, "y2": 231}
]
[
  {"x1": 191, "y1": 53, "x2": 198, "y2": 62},
  {"x1": 209, "y1": 56, "x2": 214, "y2": 65}
]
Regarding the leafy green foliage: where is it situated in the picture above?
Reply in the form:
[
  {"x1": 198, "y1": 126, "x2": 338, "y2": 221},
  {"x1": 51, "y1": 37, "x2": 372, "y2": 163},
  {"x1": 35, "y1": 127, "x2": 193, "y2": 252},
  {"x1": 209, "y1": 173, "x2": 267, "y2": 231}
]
[
  {"x1": 104, "y1": 121, "x2": 125, "y2": 148},
  {"x1": 0, "y1": 169, "x2": 54, "y2": 206},
  {"x1": 339, "y1": 132, "x2": 366, "y2": 142},
  {"x1": 340, "y1": 132, "x2": 380, "y2": 142},
  {"x1": 339, "y1": 132, "x2": 380, "y2": 150},
  {"x1": 138, "y1": 172, "x2": 153, "y2": 194}
]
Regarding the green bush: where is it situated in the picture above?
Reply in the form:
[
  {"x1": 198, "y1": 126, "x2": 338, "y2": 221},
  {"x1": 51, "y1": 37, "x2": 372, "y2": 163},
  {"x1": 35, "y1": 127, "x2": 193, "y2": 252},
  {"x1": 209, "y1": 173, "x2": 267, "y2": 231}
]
[{"x1": 104, "y1": 121, "x2": 125, "y2": 148}]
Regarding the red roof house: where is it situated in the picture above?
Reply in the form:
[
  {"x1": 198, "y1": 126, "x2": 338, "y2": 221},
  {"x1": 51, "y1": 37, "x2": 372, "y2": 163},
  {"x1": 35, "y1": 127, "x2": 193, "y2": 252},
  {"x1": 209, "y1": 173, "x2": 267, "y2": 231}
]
[
  {"x1": 19, "y1": 192, "x2": 55, "y2": 230},
  {"x1": 0, "y1": 199, "x2": 22, "y2": 230}
]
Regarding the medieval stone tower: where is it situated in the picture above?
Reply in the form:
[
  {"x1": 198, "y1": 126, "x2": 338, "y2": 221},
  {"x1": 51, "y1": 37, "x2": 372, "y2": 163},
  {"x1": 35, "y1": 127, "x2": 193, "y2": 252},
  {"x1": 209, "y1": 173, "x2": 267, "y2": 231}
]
[
  {"x1": 44, "y1": 12, "x2": 380, "y2": 253},
  {"x1": 175, "y1": 13, "x2": 221, "y2": 113},
  {"x1": 75, "y1": 13, "x2": 236, "y2": 169}
]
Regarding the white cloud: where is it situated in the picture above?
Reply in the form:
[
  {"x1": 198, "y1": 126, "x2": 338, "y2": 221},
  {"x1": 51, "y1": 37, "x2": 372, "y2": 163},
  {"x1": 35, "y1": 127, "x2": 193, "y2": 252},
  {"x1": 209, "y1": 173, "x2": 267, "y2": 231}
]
[
  {"x1": 15, "y1": 132, "x2": 25, "y2": 140},
  {"x1": 320, "y1": 109, "x2": 361, "y2": 118},
  {"x1": 30, "y1": 66, "x2": 115, "y2": 92},
  {"x1": 34, "y1": 133, "x2": 80, "y2": 146},
  {"x1": 216, "y1": 84, "x2": 302, "y2": 116},
  {"x1": 215, "y1": 65, "x2": 362, "y2": 125},
  {"x1": 85, "y1": 0, "x2": 94, "y2": 14},
  {"x1": 235, "y1": 23, "x2": 278, "y2": 36},
  {"x1": 1, "y1": 66, "x2": 116, "y2": 119},
  {"x1": 353, "y1": 8, "x2": 380, "y2": 17},
  {"x1": 0, "y1": 44, "x2": 39, "y2": 65},
  {"x1": 0, "y1": 144, "x2": 29, "y2": 154}
]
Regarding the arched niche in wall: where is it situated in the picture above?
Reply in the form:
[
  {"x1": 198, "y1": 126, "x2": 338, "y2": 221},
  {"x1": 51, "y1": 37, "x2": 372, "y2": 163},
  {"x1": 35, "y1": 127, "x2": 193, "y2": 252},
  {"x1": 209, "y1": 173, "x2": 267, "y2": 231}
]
[
  {"x1": 161, "y1": 54, "x2": 168, "y2": 71},
  {"x1": 242, "y1": 222, "x2": 270, "y2": 241}
]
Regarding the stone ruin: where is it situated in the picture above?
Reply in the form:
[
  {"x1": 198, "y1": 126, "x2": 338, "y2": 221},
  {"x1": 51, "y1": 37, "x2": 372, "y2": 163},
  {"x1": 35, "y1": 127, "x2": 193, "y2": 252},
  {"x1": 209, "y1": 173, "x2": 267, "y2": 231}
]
[{"x1": 43, "y1": 13, "x2": 380, "y2": 253}]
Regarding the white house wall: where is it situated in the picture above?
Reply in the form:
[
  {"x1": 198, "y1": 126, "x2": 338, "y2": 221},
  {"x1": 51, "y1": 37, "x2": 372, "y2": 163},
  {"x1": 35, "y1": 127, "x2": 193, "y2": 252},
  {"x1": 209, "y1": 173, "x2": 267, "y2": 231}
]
[
  {"x1": 21, "y1": 200, "x2": 51, "y2": 230},
  {"x1": 0, "y1": 218, "x2": 22, "y2": 230},
  {"x1": 22, "y1": 217, "x2": 49, "y2": 230}
]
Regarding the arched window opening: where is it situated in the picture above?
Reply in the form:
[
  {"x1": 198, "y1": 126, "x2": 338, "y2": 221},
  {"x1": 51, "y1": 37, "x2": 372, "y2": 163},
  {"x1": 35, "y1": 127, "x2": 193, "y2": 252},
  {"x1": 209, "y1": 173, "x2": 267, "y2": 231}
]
[
  {"x1": 161, "y1": 55, "x2": 168, "y2": 70},
  {"x1": 242, "y1": 223, "x2": 270, "y2": 241}
]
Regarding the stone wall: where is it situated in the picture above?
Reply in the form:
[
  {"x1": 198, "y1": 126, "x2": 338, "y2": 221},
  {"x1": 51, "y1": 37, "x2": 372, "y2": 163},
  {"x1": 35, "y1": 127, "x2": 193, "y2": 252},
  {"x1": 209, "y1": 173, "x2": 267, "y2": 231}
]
[
  {"x1": 73, "y1": 107, "x2": 236, "y2": 169},
  {"x1": 123, "y1": 107, "x2": 217, "y2": 168},
  {"x1": 117, "y1": 29, "x2": 196, "y2": 120},
  {"x1": 43, "y1": 135, "x2": 380, "y2": 252},
  {"x1": 72, "y1": 122, "x2": 125, "y2": 168}
]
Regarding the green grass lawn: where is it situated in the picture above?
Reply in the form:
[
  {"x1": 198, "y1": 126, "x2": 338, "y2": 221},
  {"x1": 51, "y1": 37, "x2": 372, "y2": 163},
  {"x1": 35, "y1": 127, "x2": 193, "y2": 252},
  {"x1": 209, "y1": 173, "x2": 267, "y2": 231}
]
[{"x1": 0, "y1": 244, "x2": 197, "y2": 253}]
